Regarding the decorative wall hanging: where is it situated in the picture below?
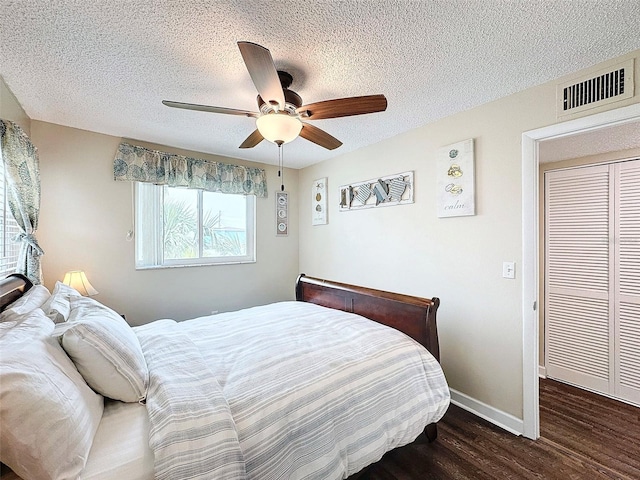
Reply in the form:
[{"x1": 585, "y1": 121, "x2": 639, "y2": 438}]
[
  {"x1": 312, "y1": 178, "x2": 328, "y2": 225},
  {"x1": 339, "y1": 171, "x2": 414, "y2": 211},
  {"x1": 437, "y1": 139, "x2": 475, "y2": 217},
  {"x1": 275, "y1": 191, "x2": 288, "y2": 236}
]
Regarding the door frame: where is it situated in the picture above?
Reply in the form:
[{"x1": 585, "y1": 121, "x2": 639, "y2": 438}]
[{"x1": 521, "y1": 102, "x2": 640, "y2": 440}]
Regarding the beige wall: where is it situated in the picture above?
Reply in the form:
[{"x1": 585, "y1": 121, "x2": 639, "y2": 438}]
[
  {"x1": 298, "y1": 49, "x2": 640, "y2": 420},
  {"x1": 2, "y1": 49, "x2": 639, "y2": 425},
  {"x1": 0, "y1": 77, "x2": 30, "y2": 133},
  {"x1": 32, "y1": 121, "x2": 299, "y2": 325}
]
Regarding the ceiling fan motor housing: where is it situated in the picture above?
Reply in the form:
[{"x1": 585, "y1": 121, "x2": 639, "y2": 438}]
[
  {"x1": 257, "y1": 70, "x2": 302, "y2": 114},
  {"x1": 258, "y1": 86, "x2": 302, "y2": 115}
]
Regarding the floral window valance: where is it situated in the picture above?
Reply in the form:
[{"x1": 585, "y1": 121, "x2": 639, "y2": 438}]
[{"x1": 113, "y1": 142, "x2": 268, "y2": 197}]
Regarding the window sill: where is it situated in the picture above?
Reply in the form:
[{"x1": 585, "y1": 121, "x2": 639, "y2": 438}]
[{"x1": 135, "y1": 259, "x2": 257, "y2": 271}]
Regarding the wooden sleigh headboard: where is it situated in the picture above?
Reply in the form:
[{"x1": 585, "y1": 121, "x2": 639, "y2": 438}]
[
  {"x1": 0, "y1": 273, "x2": 442, "y2": 363},
  {"x1": 0, "y1": 273, "x2": 33, "y2": 312},
  {"x1": 295, "y1": 274, "x2": 441, "y2": 362}
]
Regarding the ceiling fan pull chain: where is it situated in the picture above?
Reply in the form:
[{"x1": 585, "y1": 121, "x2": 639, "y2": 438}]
[
  {"x1": 278, "y1": 143, "x2": 285, "y2": 191},
  {"x1": 277, "y1": 143, "x2": 282, "y2": 179}
]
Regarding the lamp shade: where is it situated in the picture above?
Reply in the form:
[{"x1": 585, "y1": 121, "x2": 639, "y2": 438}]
[
  {"x1": 256, "y1": 113, "x2": 303, "y2": 144},
  {"x1": 62, "y1": 270, "x2": 98, "y2": 296}
]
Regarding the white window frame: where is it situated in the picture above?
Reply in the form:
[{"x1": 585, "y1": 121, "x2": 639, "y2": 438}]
[
  {"x1": 0, "y1": 149, "x2": 20, "y2": 277},
  {"x1": 135, "y1": 183, "x2": 256, "y2": 269}
]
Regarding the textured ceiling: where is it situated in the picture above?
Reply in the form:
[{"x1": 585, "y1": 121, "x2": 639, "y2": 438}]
[
  {"x1": 1, "y1": 1, "x2": 639, "y2": 169},
  {"x1": 540, "y1": 120, "x2": 640, "y2": 163}
]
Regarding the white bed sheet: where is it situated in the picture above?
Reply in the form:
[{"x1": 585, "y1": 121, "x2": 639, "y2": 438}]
[
  {"x1": 2, "y1": 401, "x2": 153, "y2": 480},
  {"x1": 81, "y1": 400, "x2": 154, "y2": 480}
]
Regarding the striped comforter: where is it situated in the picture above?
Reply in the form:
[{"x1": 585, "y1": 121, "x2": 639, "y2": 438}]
[
  {"x1": 135, "y1": 301, "x2": 450, "y2": 480},
  {"x1": 135, "y1": 320, "x2": 246, "y2": 479}
]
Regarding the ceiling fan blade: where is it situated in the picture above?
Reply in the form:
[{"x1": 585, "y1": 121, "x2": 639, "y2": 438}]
[
  {"x1": 237, "y1": 41, "x2": 285, "y2": 110},
  {"x1": 239, "y1": 129, "x2": 264, "y2": 149},
  {"x1": 299, "y1": 123, "x2": 342, "y2": 150},
  {"x1": 162, "y1": 100, "x2": 258, "y2": 117},
  {"x1": 297, "y1": 94, "x2": 387, "y2": 120}
]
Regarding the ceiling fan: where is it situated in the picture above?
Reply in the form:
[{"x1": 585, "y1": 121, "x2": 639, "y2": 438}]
[{"x1": 162, "y1": 41, "x2": 388, "y2": 151}]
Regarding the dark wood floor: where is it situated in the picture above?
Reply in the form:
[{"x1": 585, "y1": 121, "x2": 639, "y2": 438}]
[{"x1": 363, "y1": 378, "x2": 640, "y2": 479}]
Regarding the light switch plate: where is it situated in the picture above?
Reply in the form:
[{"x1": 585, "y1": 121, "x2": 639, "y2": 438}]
[{"x1": 503, "y1": 261, "x2": 516, "y2": 279}]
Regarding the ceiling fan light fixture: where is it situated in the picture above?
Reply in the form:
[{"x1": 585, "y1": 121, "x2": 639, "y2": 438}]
[{"x1": 256, "y1": 113, "x2": 302, "y2": 145}]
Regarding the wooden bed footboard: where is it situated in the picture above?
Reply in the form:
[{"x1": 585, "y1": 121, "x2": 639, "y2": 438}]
[{"x1": 295, "y1": 274, "x2": 441, "y2": 363}]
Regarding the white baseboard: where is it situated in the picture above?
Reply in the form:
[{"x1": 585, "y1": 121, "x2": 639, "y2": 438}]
[
  {"x1": 539, "y1": 365, "x2": 547, "y2": 378},
  {"x1": 449, "y1": 388, "x2": 524, "y2": 436}
]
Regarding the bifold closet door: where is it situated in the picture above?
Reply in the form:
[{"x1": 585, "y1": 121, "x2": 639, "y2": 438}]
[
  {"x1": 545, "y1": 159, "x2": 640, "y2": 405},
  {"x1": 545, "y1": 164, "x2": 612, "y2": 395},
  {"x1": 616, "y1": 160, "x2": 640, "y2": 404}
]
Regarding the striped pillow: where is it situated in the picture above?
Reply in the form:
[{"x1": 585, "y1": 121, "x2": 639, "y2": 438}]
[
  {"x1": 0, "y1": 308, "x2": 104, "y2": 479},
  {"x1": 55, "y1": 297, "x2": 149, "y2": 403}
]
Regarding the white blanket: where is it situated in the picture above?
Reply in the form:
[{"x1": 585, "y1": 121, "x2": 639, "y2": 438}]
[{"x1": 135, "y1": 301, "x2": 450, "y2": 479}]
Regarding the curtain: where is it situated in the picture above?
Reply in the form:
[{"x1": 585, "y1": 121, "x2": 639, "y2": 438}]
[
  {"x1": 113, "y1": 142, "x2": 268, "y2": 197},
  {"x1": 0, "y1": 120, "x2": 43, "y2": 284}
]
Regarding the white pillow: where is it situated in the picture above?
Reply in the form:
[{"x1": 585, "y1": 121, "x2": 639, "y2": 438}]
[
  {"x1": 40, "y1": 282, "x2": 77, "y2": 323},
  {"x1": 50, "y1": 280, "x2": 83, "y2": 299},
  {"x1": 47, "y1": 295, "x2": 71, "y2": 323},
  {"x1": 0, "y1": 284, "x2": 51, "y2": 320},
  {"x1": 55, "y1": 296, "x2": 148, "y2": 403},
  {"x1": 0, "y1": 308, "x2": 104, "y2": 480}
]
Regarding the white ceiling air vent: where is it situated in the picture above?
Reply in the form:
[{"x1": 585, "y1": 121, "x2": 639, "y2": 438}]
[{"x1": 557, "y1": 59, "x2": 634, "y2": 118}]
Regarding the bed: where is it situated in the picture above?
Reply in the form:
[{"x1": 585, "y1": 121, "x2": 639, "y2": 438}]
[{"x1": 0, "y1": 273, "x2": 449, "y2": 480}]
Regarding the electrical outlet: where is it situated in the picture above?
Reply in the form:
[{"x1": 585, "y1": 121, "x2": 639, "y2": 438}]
[{"x1": 502, "y1": 262, "x2": 515, "y2": 279}]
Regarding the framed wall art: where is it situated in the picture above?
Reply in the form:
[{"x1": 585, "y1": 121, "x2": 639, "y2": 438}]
[
  {"x1": 275, "y1": 191, "x2": 288, "y2": 236},
  {"x1": 436, "y1": 138, "x2": 475, "y2": 217},
  {"x1": 339, "y1": 171, "x2": 414, "y2": 211},
  {"x1": 312, "y1": 178, "x2": 328, "y2": 225}
]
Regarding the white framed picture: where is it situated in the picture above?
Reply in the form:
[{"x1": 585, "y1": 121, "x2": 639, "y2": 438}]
[
  {"x1": 437, "y1": 139, "x2": 475, "y2": 217},
  {"x1": 312, "y1": 178, "x2": 328, "y2": 225},
  {"x1": 276, "y1": 191, "x2": 288, "y2": 236}
]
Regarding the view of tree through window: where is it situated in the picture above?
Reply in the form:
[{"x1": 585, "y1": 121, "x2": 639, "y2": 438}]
[
  {"x1": 202, "y1": 190, "x2": 247, "y2": 258},
  {"x1": 136, "y1": 182, "x2": 255, "y2": 269},
  {"x1": 163, "y1": 187, "x2": 247, "y2": 260}
]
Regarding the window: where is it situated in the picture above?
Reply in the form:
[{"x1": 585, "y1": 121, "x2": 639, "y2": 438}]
[
  {"x1": 0, "y1": 155, "x2": 20, "y2": 276},
  {"x1": 135, "y1": 183, "x2": 256, "y2": 269}
]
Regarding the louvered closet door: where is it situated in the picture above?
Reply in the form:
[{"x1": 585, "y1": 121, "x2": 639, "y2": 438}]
[
  {"x1": 545, "y1": 165, "x2": 612, "y2": 395},
  {"x1": 616, "y1": 160, "x2": 640, "y2": 404},
  {"x1": 546, "y1": 159, "x2": 640, "y2": 405}
]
